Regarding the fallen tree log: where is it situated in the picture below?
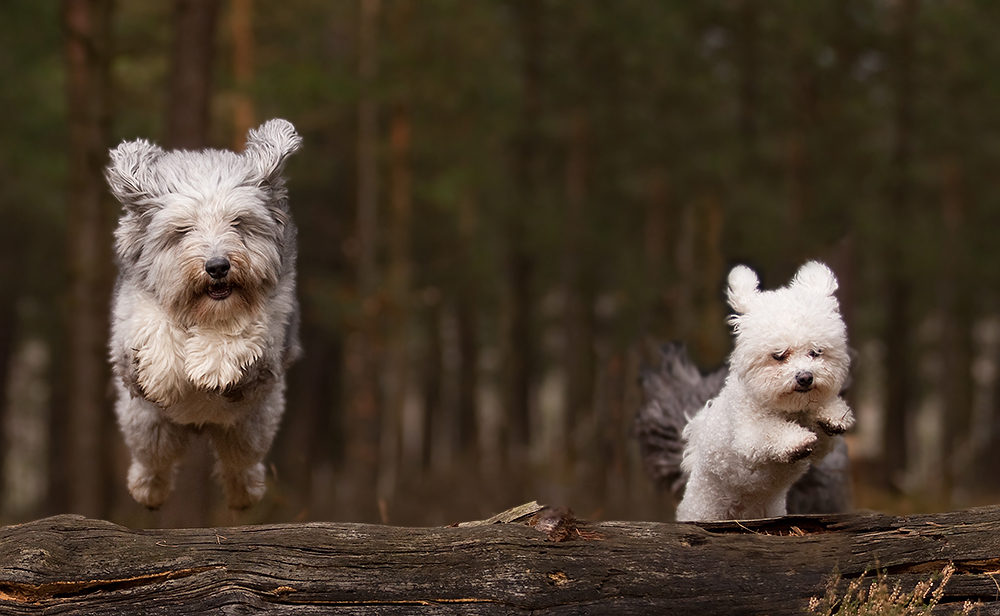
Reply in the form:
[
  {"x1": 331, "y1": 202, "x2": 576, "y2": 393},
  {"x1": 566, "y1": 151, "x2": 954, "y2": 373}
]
[{"x1": 1, "y1": 503, "x2": 1000, "y2": 615}]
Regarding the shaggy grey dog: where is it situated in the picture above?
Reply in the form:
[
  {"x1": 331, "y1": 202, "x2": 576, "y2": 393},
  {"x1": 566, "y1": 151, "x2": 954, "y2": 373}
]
[
  {"x1": 634, "y1": 342, "x2": 854, "y2": 517},
  {"x1": 106, "y1": 119, "x2": 302, "y2": 510}
]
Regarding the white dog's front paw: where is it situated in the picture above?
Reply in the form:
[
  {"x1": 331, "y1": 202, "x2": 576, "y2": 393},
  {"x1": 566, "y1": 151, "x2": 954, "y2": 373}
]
[
  {"x1": 817, "y1": 412, "x2": 854, "y2": 435},
  {"x1": 127, "y1": 462, "x2": 174, "y2": 509},
  {"x1": 777, "y1": 430, "x2": 818, "y2": 464},
  {"x1": 816, "y1": 399, "x2": 855, "y2": 435}
]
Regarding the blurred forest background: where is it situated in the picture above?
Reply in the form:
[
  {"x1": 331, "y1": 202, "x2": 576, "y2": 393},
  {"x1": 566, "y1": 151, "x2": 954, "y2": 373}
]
[{"x1": 3, "y1": 0, "x2": 1000, "y2": 528}]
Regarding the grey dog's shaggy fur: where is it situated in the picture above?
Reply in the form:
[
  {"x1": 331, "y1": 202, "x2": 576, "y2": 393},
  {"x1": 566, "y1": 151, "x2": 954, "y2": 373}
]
[{"x1": 106, "y1": 119, "x2": 302, "y2": 510}]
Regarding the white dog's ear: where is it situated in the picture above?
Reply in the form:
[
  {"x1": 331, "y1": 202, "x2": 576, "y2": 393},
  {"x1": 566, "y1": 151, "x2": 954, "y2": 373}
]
[
  {"x1": 243, "y1": 118, "x2": 302, "y2": 186},
  {"x1": 791, "y1": 261, "x2": 839, "y2": 297},
  {"x1": 727, "y1": 265, "x2": 759, "y2": 314},
  {"x1": 105, "y1": 139, "x2": 164, "y2": 211}
]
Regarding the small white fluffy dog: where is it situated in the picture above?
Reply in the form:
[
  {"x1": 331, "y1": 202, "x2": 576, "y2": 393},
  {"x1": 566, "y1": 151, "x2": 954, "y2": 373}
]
[
  {"x1": 106, "y1": 119, "x2": 302, "y2": 510},
  {"x1": 675, "y1": 261, "x2": 854, "y2": 522}
]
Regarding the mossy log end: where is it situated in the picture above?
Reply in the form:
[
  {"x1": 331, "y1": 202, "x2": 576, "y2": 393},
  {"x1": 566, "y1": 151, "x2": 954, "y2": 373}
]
[{"x1": 2, "y1": 504, "x2": 1000, "y2": 615}]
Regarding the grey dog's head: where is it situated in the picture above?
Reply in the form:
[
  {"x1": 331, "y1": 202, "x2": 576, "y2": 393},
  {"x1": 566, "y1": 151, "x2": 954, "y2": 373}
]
[{"x1": 106, "y1": 119, "x2": 301, "y2": 325}]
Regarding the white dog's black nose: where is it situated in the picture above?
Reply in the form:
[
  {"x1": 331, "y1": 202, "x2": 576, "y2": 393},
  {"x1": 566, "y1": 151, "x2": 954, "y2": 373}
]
[
  {"x1": 795, "y1": 371, "x2": 814, "y2": 389},
  {"x1": 205, "y1": 256, "x2": 231, "y2": 279}
]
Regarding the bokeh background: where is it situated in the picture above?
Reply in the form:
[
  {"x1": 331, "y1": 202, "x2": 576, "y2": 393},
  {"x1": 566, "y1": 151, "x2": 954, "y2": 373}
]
[{"x1": 2, "y1": 0, "x2": 999, "y2": 528}]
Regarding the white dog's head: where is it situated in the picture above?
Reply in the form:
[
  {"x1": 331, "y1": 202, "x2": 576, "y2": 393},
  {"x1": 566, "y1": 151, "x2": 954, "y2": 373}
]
[
  {"x1": 725, "y1": 261, "x2": 849, "y2": 412},
  {"x1": 106, "y1": 119, "x2": 301, "y2": 326}
]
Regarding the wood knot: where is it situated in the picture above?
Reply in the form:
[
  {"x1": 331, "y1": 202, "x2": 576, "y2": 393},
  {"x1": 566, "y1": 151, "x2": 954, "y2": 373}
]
[{"x1": 528, "y1": 507, "x2": 603, "y2": 542}]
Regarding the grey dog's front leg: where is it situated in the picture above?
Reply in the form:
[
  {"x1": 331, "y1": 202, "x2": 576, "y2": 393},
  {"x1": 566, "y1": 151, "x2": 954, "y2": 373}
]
[
  {"x1": 207, "y1": 382, "x2": 284, "y2": 509},
  {"x1": 115, "y1": 394, "x2": 193, "y2": 509}
]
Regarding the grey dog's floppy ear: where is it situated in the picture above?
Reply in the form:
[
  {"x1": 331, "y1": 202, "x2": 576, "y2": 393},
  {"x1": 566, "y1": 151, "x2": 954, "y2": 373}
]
[
  {"x1": 106, "y1": 139, "x2": 165, "y2": 210},
  {"x1": 243, "y1": 119, "x2": 302, "y2": 186}
]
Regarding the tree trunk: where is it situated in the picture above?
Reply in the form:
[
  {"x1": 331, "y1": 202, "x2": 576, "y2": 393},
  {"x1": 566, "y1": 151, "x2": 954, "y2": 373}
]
[
  {"x1": 736, "y1": 0, "x2": 759, "y2": 156},
  {"x1": 229, "y1": 0, "x2": 255, "y2": 149},
  {"x1": 880, "y1": 0, "x2": 917, "y2": 492},
  {"x1": 455, "y1": 196, "x2": 480, "y2": 455},
  {"x1": 165, "y1": 0, "x2": 220, "y2": 150},
  {"x1": 61, "y1": 0, "x2": 114, "y2": 520},
  {"x1": 938, "y1": 158, "x2": 973, "y2": 503},
  {"x1": 506, "y1": 0, "x2": 543, "y2": 453},
  {"x1": 2, "y1": 505, "x2": 999, "y2": 614},
  {"x1": 381, "y1": 101, "x2": 413, "y2": 499},
  {"x1": 563, "y1": 111, "x2": 594, "y2": 466},
  {"x1": 341, "y1": 0, "x2": 382, "y2": 522},
  {"x1": 421, "y1": 299, "x2": 445, "y2": 470}
]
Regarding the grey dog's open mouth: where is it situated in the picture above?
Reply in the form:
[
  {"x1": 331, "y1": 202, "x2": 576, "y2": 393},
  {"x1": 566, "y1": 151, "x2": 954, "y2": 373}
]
[{"x1": 207, "y1": 283, "x2": 233, "y2": 300}]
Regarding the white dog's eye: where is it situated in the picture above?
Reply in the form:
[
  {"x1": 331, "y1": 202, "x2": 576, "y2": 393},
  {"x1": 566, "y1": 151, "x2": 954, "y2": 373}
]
[
  {"x1": 809, "y1": 349, "x2": 823, "y2": 358},
  {"x1": 771, "y1": 351, "x2": 789, "y2": 362}
]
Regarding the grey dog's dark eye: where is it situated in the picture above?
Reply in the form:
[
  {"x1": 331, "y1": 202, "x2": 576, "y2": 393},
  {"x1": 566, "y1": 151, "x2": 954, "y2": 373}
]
[
  {"x1": 809, "y1": 349, "x2": 823, "y2": 358},
  {"x1": 771, "y1": 351, "x2": 789, "y2": 362}
]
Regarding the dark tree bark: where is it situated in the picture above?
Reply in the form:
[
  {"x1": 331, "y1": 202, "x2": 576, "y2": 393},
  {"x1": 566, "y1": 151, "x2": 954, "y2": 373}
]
[
  {"x1": 455, "y1": 278, "x2": 479, "y2": 453},
  {"x1": 229, "y1": 0, "x2": 255, "y2": 149},
  {"x1": 2, "y1": 505, "x2": 999, "y2": 614},
  {"x1": 937, "y1": 158, "x2": 976, "y2": 507},
  {"x1": 880, "y1": 0, "x2": 917, "y2": 492},
  {"x1": 421, "y1": 299, "x2": 444, "y2": 470},
  {"x1": 60, "y1": 0, "x2": 114, "y2": 520},
  {"x1": 563, "y1": 111, "x2": 595, "y2": 463},
  {"x1": 736, "y1": 0, "x2": 759, "y2": 155},
  {"x1": 382, "y1": 101, "x2": 413, "y2": 494},
  {"x1": 341, "y1": 0, "x2": 382, "y2": 522},
  {"x1": 506, "y1": 0, "x2": 544, "y2": 452},
  {"x1": 165, "y1": 0, "x2": 220, "y2": 150},
  {"x1": 455, "y1": 196, "x2": 479, "y2": 456}
]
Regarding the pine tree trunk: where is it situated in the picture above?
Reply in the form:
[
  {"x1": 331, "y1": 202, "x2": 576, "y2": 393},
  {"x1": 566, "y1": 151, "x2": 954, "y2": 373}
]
[
  {"x1": 229, "y1": 0, "x2": 255, "y2": 148},
  {"x1": 62, "y1": 0, "x2": 114, "y2": 520},
  {"x1": 506, "y1": 0, "x2": 543, "y2": 453},
  {"x1": 881, "y1": 0, "x2": 917, "y2": 492},
  {"x1": 939, "y1": 158, "x2": 973, "y2": 503},
  {"x1": 165, "y1": 0, "x2": 220, "y2": 150},
  {"x1": 342, "y1": 0, "x2": 383, "y2": 521}
]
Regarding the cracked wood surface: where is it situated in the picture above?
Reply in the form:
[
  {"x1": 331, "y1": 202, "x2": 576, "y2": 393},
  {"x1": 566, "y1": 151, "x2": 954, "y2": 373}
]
[{"x1": 2, "y1": 505, "x2": 1000, "y2": 614}]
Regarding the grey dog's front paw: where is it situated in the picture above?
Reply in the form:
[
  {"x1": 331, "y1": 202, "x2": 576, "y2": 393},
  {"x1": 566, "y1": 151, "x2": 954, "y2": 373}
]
[{"x1": 127, "y1": 462, "x2": 173, "y2": 510}]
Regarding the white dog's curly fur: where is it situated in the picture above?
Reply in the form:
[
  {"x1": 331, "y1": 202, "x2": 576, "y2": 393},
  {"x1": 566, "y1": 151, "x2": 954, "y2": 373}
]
[
  {"x1": 675, "y1": 261, "x2": 854, "y2": 522},
  {"x1": 107, "y1": 119, "x2": 302, "y2": 510}
]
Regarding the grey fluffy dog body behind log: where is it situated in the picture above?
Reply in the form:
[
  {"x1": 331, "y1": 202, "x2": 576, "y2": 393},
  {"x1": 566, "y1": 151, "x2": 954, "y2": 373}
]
[
  {"x1": 634, "y1": 342, "x2": 854, "y2": 517},
  {"x1": 106, "y1": 119, "x2": 302, "y2": 510}
]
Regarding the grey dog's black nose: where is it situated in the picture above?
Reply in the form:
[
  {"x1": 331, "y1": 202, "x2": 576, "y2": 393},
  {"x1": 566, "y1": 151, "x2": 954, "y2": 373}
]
[
  {"x1": 795, "y1": 371, "x2": 814, "y2": 388},
  {"x1": 205, "y1": 256, "x2": 231, "y2": 279}
]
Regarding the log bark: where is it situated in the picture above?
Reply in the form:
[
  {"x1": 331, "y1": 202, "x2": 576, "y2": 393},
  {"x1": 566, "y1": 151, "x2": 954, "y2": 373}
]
[{"x1": 2, "y1": 504, "x2": 1000, "y2": 614}]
